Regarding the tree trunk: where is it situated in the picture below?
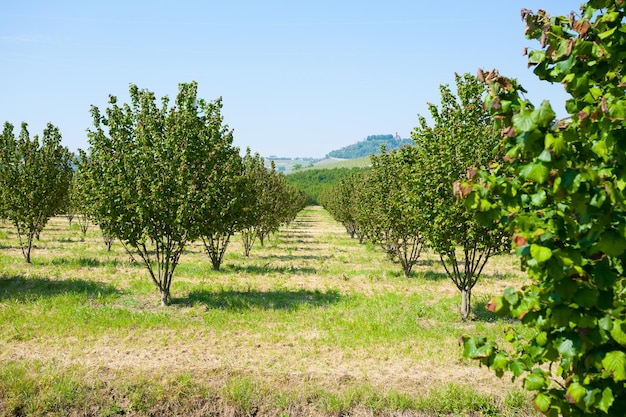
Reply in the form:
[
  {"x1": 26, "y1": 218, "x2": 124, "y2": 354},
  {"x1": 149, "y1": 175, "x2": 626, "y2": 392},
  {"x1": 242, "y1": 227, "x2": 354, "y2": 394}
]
[
  {"x1": 16, "y1": 226, "x2": 34, "y2": 264},
  {"x1": 160, "y1": 289, "x2": 169, "y2": 306},
  {"x1": 103, "y1": 234, "x2": 113, "y2": 251},
  {"x1": 461, "y1": 287, "x2": 472, "y2": 322},
  {"x1": 241, "y1": 229, "x2": 256, "y2": 257},
  {"x1": 24, "y1": 239, "x2": 32, "y2": 264},
  {"x1": 399, "y1": 251, "x2": 412, "y2": 278},
  {"x1": 203, "y1": 233, "x2": 231, "y2": 271}
]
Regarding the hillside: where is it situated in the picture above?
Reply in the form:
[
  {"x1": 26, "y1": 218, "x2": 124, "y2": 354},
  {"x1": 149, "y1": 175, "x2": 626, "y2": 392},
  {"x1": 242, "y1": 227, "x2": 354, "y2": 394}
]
[
  {"x1": 264, "y1": 134, "x2": 410, "y2": 174},
  {"x1": 326, "y1": 134, "x2": 414, "y2": 159}
]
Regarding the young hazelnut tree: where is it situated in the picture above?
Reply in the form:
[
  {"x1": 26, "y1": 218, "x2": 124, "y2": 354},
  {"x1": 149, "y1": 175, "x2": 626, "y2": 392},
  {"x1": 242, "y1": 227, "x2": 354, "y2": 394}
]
[
  {"x1": 78, "y1": 82, "x2": 238, "y2": 305},
  {"x1": 0, "y1": 122, "x2": 73, "y2": 263},
  {"x1": 411, "y1": 73, "x2": 508, "y2": 321}
]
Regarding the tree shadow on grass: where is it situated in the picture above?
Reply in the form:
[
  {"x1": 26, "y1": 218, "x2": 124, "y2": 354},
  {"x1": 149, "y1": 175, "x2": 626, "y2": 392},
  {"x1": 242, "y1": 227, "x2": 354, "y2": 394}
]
[
  {"x1": 413, "y1": 258, "x2": 441, "y2": 268},
  {"x1": 175, "y1": 288, "x2": 341, "y2": 311},
  {"x1": 471, "y1": 297, "x2": 517, "y2": 323},
  {"x1": 277, "y1": 232, "x2": 313, "y2": 239},
  {"x1": 46, "y1": 257, "x2": 129, "y2": 269},
  {"x1": 253, "y1": 254, "x2": 330, "y2": 262},
  {"x1": 224, "y1": 264, "x2": 317, "y2": 275},
  {"x1": 420, "y1": 270, "x2": 449, "y2": 281},
  {"x1": 0, "y1": 274, "x2": 120, "y2": 302}
]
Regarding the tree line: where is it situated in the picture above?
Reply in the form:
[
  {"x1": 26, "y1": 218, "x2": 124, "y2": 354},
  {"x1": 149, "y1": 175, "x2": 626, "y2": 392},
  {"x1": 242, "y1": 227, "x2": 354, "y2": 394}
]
[
  {"x1": 286, "y1": 166, "x2": 370, "y2": 205},
  {"x1": 0, "y1": 82, "x2": 306, "y2": 305},
  {"x1": 323, "y1": 2, "x2": 626, "y2": 415},
  {"x1": 320, "y1": 73, "x2": 509, "y2": 322}
]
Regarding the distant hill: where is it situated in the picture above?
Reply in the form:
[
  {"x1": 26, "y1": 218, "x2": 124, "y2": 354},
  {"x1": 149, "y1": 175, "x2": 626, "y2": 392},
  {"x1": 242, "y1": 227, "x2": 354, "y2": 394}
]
[{"x1": 326, "y1": 134, "x2": 414, "y2": 159}]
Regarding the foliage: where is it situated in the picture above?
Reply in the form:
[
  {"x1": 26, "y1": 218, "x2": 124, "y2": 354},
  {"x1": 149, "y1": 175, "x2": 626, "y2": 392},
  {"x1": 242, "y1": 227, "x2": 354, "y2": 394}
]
[
  {"x1": 66, "y1": 176, "x2": 90, "y2": 239},
  {"x1": 240, "y1": 149, "x2": 269, "y2": 256},
  {"x1": 194, "y1": 130, "x2": 247, "y2": 271},
  {"x1": 78, "y1": 82, "x2": 238, "y2": 305},
  {"x1": 326, "y1": 134, "x2": 414, "y2": 159},
  {"x1": 462, "y1": 2, "x2": 626, "y2": 415},
  {"x1": 322, "y1": 146, "x2": 425, "y2": 277},
  {"x1": 356, "y1": 146, "x2": 424, "y2": 277},
  {"x1": 411, "y1": 73, "x2": 508, "y2": 320},
  {"x1": 0, "y1": 122, "x2": 73, "y2": 263},
  {"x1": 241, "y1": 160, "x2": 306, "y2": 249},
  {"x1": 286, "y1": 167, "x2": 370, "y2": 205},
  {"x1": 319, "y1": 172, "x2": 366, "y2": 242}
]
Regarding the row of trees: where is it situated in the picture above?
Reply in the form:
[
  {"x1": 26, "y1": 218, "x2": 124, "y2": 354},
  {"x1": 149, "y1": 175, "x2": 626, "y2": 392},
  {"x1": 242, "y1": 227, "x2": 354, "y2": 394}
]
[
  {"x1": 0, "y1": 82, "x2": 306, "y2": 305},
  {"x1": 286, "y1": 166, "x2": 370, "y2": 205},
  {"x1": 0, "y1": 122, "x2": 74, "y2": 263},
  {"x1": 322, "y1": 73, "x2": 509, "y2": 321}
]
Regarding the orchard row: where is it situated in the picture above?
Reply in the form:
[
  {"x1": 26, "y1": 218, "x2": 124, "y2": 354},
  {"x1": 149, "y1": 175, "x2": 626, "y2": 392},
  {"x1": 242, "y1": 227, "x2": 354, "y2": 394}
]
[{"x1": 0, "y1": 82, "x2": 306, "y2": 306}]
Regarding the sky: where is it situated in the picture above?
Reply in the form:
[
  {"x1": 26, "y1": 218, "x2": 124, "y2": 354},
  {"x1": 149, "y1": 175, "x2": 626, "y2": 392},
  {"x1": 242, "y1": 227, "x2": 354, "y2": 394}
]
[{"x1": 1, "y1": 1, "x2": 582, "y2": 159}]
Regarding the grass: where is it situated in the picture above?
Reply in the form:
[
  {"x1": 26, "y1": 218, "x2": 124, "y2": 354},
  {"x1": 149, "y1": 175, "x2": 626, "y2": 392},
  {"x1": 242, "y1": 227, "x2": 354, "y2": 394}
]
[
  {"x1": 307, "y1": 156, "x2": 372, "y2": 170},
  {"x1": 0, "y1": 207, "x2": 537, "y2": 416}
]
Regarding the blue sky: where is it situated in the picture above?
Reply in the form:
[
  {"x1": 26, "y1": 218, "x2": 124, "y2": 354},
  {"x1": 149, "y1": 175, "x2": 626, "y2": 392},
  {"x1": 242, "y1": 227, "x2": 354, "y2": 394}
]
[{"x1": 2, "y1": 1, "x2": 580, "y2": 158}]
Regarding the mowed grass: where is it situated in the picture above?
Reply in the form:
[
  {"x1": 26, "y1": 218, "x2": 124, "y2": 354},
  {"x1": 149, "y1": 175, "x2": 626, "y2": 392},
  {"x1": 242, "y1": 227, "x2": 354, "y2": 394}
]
[{"x1": 0, "y1": 208, "x2": 537, "y2": 416}]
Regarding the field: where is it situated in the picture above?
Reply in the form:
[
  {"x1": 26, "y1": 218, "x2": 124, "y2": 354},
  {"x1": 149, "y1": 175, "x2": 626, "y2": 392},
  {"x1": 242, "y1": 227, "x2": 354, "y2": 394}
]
[
  {"x1": 0, "y1": 207, "x2": 537, "y2": 416},
  {"x1": 306, "y1": 157, "x2": 371, "y2": 170},
  {"x1": 267, "y1": 157, "x2": 371, "y2": 174}
]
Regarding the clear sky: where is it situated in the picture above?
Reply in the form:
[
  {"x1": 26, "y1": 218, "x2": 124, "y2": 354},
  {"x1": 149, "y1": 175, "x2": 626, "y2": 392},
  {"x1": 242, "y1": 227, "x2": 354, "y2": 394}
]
[{"x1": 2, "y1": 1, "x2": 580, "y2": 159}]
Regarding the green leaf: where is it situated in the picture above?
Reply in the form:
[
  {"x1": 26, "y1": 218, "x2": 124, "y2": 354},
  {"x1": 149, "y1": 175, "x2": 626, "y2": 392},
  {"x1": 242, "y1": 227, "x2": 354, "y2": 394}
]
[
  {"x1": 531, "y1": 190, "x2": 547, "y2": 206},
  {"x1": 510, "y1": 359, "x2": 526, "y2": 377},
  {"x1": 503, "y1": 287, "x2": 519, "y2": 306},
  {"x1": 533, "y1": 392, "x2": 551, "y2": 413},
  {"x1": 532, "y1": 101, "x2": 556, "y2": 127},
  {"x1": 491, "y1": 352, "x2": 508, "y2": 372},
  {"x1": 528, "y1": 50, "x2": 546, "y2": 65},
  {"x1": 537, "y1": 149, "x2": 552, "y2": 162},
  {"x1": 525, "y1": 372, "x2": 546, "y2": 390},
  {"x1": 596, "y1": 230, "x2": 626, "y2": 257},
  {"x1": 598, "y1": 25, "x2": 617, "y2": 39},
  {"x1": 520, "y1": 161, "x2": 550, "y2": 184},
  {"x1": 530, "y1": 244, "x2": 552, "y2": 263},
  {"x1": 545, "y1": 133, "x2": 567, "y2": 155},
  {"x1": 462, "y1": 336, "x2": 494, "y2": 359},
  {"x1": 609, "y1": 100, "x2": 626, "y2": 120},
  {"x1": 610, "y1": 319, "x2": 626, "y2": 346},
  {"x1": 598, "y1": 387, "x2": 615, "y2": 413},
  {"x1": 565, "y1": 382, "x2": 586, "y2": 404},
  {"x1": 592, "y1": 138, "x2": 610, "y2": 160},
  {"x1": 513, "y1": 106, "x2": 537, "y2": 132},
  {"x1": 602, "y1": 351, "x2": 626, "y2": 382},
  {"x1": 557, "y1": 337, "x2": 577, "y2": 359},
  {"x1": 574, "y1": 287, "x2": 598, "y2": 308}
]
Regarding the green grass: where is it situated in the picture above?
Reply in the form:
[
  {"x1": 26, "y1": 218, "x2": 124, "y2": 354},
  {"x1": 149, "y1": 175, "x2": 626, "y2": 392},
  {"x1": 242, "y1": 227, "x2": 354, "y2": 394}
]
[
  {"x1": 0, "y1": 208, "x2": 536, "y2": 416},
  {"x1": 308, "y1": 156, "x2": 372, "y2": 170}
]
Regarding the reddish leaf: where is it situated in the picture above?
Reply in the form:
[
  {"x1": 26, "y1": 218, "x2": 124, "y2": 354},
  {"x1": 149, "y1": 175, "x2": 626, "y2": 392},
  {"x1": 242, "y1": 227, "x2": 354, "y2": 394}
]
[
  {"x1": 513, "y1": 234, "x2": 527, "y2": 247},
  {"x1": 601, "y1": 97, "x2": 609, "y2": 113},
  {"x1": 573, "y1": 19, "x2": 590, "y2": 37},
  {"x1": 477, "y1": 68, "x2": 485, "y2": 83},
  {"x1": 502, "y1": 126, "x2": 516, "y2": 138}
]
